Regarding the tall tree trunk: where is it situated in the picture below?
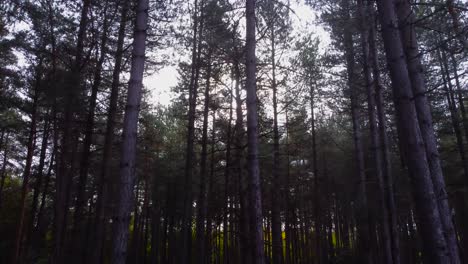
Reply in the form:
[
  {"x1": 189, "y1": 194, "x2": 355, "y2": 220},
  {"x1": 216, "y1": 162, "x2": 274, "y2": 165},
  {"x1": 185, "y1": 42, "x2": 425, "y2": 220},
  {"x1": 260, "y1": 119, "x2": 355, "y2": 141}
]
[
  {"x1": 341, "y1": 1, "x2": 372, "y2": 262},
  {"x1": 376, "y1": 0, "x2": 453, "y2": 262},
  {"x1": 53, "y1": 0, "x2": 91, "y2": 261},
  {"x1": 150, "y1": 185, "x2": 161, "y2": 264},
  {"x1": 196, "y1": 55, "x2": 212, "y2": 264},
  {"x1": 246, "y1": 0, "x2": 265, "y2": 263},
  {"x1": 14, "y1": 63, "x2": 41, "y2": 264},
  {"x1": 368, "y1": 4, "x2": 400, "y2": 263},
  {"x1": 111, "y1": 0, "x2": 149, "y2": 263},
  {"x1": 449, "y1": 53, "x2": 468, "y2": 143},
  {"x1": 270, "y1": 18, "x2": 283, "y2": 264},
  {"x1": 26, "y1": 110, "x2": 50, "y2": 261},
  {"x1": 357, "y1": 1, "x2": 393, "y2": 263},
  {"x1": 72, "y1": 4, "x2": 111, "y2": 260},
  {"x1": 438, "y1": 48, "x2": 468, "y2": 182},
  {"x1": 310, "y1": 84, "x2": 321, "y2": 264},
  {"x1": 284, "y1": 108, "x2": 292, "y2": 264},
  {"x1": 0, "y1": 132, "x2": 9, "y2": 210},
  {"x1": 92, "y1": 1, "x2": 129, "y2": 262},
  {"x1": 206, "y1": 110, "x2": 216, "y2": 263},
  {"x1": 71, "y1": 5, "x2": 112, "y2": 263},
  {"x1": 181, "y1": 0, "x2": 205, "y2": 261},
  {"x1": 223, "y1": 81, "x2": 234, "y2": 264},
  {"x1": 449, "y1": 52, "x2": 468, "y2": 262},
  {"x1": 233, "y1": 59, "x2": 252, "y2": 264},
  {"x1": 394, "y1": 0, "x2": 460, "y2": 262}
]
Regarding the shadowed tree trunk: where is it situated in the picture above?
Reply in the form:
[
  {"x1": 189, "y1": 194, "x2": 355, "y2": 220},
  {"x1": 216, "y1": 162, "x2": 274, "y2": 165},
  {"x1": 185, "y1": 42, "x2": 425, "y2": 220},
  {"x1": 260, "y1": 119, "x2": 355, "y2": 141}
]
[
  {"x1": 14, "y1": 61, "x2": 42, "y2": 264},
  {"x1": 196, "y1": 54, "x2": 212, "y2": 264},
  {"x1": 341, "y1": 0, "x2": 372, "y2": 262},
  {"x1": 394, "y1": 0, "x2": 460, "y2": 262},
  {"x1": 111, "y1": 0, "x2": 149, "y2": 263},
  {"x1": 357, "y1": 0, "x2": 393, "y2": 262},
  {"x1": 223, "y1": 80, "x2": 234, "y2": 264},
  {"x1": 368, "y1": 4, "x2": 400, "y2": 262},
  {"x1": 92, "y1": 1, "x2": 129, "y2": 263},
  {"x1": 270, "y1": 17, "x2": 283, "y2": 264},
  {"x1": 72, "y1": 4, "x2": 112, "y2": 261},
  {"x1": 181, "y1": 0, "x2": 205, "y2": 261},
  {"x1": 376, "y1": 0, "x2": 453, "y2": 262},
  {"x1": 437, "y1": 48, "x2": 468, "y2": 182},
  {"x1": 53, "y1": 0, "x2": 91, "y2": 261},
  {"x1": 245, "y1": 0, "x2": 265, "y2": 263},
  {"x1": 0, "y1": 132, "x2": 9, "y2": 210}
]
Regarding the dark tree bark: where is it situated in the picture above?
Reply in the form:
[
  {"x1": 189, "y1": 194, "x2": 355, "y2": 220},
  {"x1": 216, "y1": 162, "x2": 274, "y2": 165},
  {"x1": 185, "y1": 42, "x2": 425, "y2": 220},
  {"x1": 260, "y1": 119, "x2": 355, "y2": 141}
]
[
  {"x1": 394, "y1": 0, "x2": 460, "y2": 262},
  {"x1": 341, "y1": 1, "x2": 372, "y2": 262},
  {"x1": 196, "y1": 54, "x2": 212, "y2": 264},
  {"x1": 26, "y1": 109, "x2": 51, "y2": 261},
  {"x1": 72, "y1": 4, "x2": 112, "y2": 260},
  {"x1": 181, "y1": 0, "x2": 205, "y2": 261},
  {"x1": 437, "y1": 48, "x2": 468, "y2": 182},
  {"x1": 111, "y1": 0, "x2": 149, "y2": 263},
  {"x1": 368, "y1": 4, "x2": 400, "y2": 262},
  {"x1": 449, "y1": 52, "x2": 468, "y2": 144},
  {"x1": 205, "y1": 110, "x2": 216, "y2": 263},
  {"x1": 376, "y1": 0, "x2": 453, "y2": 262},
  {"x1": 245, "y1": 0, "x2": 265, "y2": 263},
  {"x1": 270, "y1": 18, "x2": 283, "y2": 264},
  {"x1": 222, "y1": 80, "x2": 234, "y2": 264},
  {"x1": 357, "y1": 1, "x2": 393, "y2": 263},
  {"x1": 92, "y1": 2, "x2": 129, "y2": 263},
  {"x1": 14, "y1": 62, "x2": 42, "y2": 264},
  {"x1": 0, "y1": 132, "x2": 9, "y2": 210},
  {"x1": 53, "y1": 0, "x2": 91, "y2": 262},
  {"x1": 233, "y1": 58, "x2": 252, "y2": 264},
  {"x1": 310, "y1": 84, "x2": 321, "y2": 264}
]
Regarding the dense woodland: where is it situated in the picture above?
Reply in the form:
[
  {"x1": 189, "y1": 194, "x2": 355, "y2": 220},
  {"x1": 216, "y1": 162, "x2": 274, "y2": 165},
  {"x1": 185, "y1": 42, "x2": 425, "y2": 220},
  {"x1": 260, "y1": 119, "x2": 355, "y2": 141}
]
[{"x1": 0, "y1": 0, "x2": 467, "y2": 263}]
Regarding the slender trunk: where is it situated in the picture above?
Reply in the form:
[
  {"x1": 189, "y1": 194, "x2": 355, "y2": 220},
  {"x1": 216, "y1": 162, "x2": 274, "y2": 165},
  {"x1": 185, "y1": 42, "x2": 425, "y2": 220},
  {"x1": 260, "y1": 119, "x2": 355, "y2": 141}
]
[
  {"x1": 0, "y1": 133, "x2": 9, "y2": 209},
  {"x1": 29, "y1": 113, "x2": 50, "y2": 232},
  {"x1": 111, "y1": 0, "x2": 149, "y2": 263},
  {"x1": 54, "y1": 0, "x2": 91, "y2": 261},
  {"x1": 150, "y1": 179, "x2": 161, "y2": 264},
  {"x1": 246, "y1": 0, "x2": 265, "y2": 263},
  {"x1": 0, "y1": 130, "x2": 4, "y2": 153},
  {"x1": 26, "y1": 110, "x2": 50, "y2": 261},
  {"x1": 233, "y1": 59, "x2": 251, "y2": 264},
  {"x1": 449, "y1": 52, "x2": 468, "y2": 263},
  {"x1": 341, "y1": 1, "x2": 372, "y2": 262},
  {"x1": 357, "y1": 1, "x2": 393, "y2": 263},
  {"x1": 92, "y1": 2, "x2": 129, "y2": 262},
  {"x1": 206, "y1": 111, "x2": 216, "y2": 263},
  {"x1": 72, "y1": 5, "x2": 111, "y2": 260},
  {"x1": 35, "y1": 151, "x2": 55, "y2": 249},
  {"x1": 196, "y1": 55, "x2": 212, "y2": 264},
  {"x1": 450, "y1": 53, "x2": 468, "y2": 144},
  {"x1": 181, "y1": 0, "x2": 205, "y2": 261},
  {"x1": 270, "y1": 18, "x2": 283, "y2": 264},
  {"x1": 368, "y1": 4, "x2": 400, "y2": 263},
  {"x1": 438, "y1": 48, "x2": 468, "y2": 181},
  {"x1": 284, "y1": 109, "x2": 292, "y2": 264},
  {"x1": 14, "y1": 65, "x2": 41, "y2": 264},
  {"x1": 394, "y1": 0, "x2": 460, "y2": 262},
  {"x1": 310, "y1": 84, "x2": 321, "y2": 264},
  {"x1": 223, "y1": 82, "x2": 234, "y2": 264},
  {"x1": 376, "y1": 0, "x2": 452, "y2": 262}
]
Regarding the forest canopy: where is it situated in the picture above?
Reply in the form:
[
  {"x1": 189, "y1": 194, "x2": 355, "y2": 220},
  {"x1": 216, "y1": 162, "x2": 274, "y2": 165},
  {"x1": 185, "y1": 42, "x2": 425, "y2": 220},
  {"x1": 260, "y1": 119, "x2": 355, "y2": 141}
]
[{"x1": 0, "y1": 0, "x2": 467, "y2": 263}]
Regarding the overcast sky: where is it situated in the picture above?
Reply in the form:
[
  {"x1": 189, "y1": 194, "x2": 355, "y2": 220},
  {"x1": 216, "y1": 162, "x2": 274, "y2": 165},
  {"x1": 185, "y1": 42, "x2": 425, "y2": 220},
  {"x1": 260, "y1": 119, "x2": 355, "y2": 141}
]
[{"x1": 143, "y1": 0, "x2": 330, "y2": 107}]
